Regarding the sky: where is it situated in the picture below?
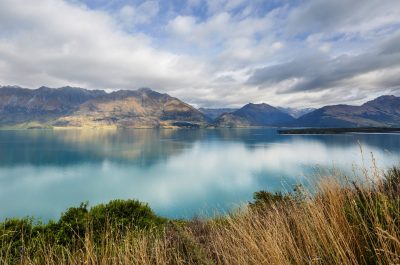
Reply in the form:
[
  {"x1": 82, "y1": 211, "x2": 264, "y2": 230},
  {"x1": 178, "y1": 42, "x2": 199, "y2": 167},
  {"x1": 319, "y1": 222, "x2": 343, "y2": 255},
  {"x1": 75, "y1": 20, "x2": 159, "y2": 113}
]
[{"x1": 0, "y1": 0, "x2": 400, "y2": 108}]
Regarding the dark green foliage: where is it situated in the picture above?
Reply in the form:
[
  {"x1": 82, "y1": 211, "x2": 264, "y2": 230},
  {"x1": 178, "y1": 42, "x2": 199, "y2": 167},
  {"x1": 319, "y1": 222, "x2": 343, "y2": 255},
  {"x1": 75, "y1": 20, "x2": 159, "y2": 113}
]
[
  {"x1": 250, "y1": 184, "x2": 308, "y2": 210},
  {"x1": 0, "y1": 199, "x2": 166, "y2": 261},
  {"x1": 56, "y1": 202, "x2": 89, "y2": 246},
  {"x1": 89, "y1": 199, "x2": 166, "y2": 232},
  {"x1": 250, "y1": 190, "x2": 292, "y2": 209},
  {"x1": 0, "y1": 218, "x2": 34, "y2": 259}
]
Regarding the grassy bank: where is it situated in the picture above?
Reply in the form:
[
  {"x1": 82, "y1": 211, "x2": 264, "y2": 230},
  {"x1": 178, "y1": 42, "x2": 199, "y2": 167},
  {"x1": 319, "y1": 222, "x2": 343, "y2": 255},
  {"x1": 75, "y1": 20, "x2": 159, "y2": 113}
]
[{"x1": 1, "y1": 167, "x2": 399, "y2": 264}]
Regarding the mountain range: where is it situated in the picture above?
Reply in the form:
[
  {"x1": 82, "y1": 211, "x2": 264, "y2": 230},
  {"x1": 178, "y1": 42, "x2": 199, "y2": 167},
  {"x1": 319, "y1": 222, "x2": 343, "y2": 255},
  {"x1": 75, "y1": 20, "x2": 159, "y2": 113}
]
[
  {"x1": 294, "y1": 95, "x2": 400, "y2": 127},
  {"x1": 0, "y1": 86, "x2": 399, "y2": 128},
  {"x1": 0, "y1": 86, "x2": 207, "y2": 128}
]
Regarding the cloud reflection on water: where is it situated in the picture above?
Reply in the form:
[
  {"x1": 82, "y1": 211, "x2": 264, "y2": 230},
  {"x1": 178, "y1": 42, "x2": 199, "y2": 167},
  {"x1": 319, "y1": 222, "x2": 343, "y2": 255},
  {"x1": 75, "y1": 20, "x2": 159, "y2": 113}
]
[{"x1": 0, "y1": 129, "x2": 399, "y2": 221}]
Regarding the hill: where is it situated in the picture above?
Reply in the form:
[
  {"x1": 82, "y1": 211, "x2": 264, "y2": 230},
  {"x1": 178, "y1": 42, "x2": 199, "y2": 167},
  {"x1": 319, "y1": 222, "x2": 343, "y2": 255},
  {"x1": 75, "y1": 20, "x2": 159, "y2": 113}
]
[{"x1": 215, "y1": 103, "x2": 295, "y2": 127}]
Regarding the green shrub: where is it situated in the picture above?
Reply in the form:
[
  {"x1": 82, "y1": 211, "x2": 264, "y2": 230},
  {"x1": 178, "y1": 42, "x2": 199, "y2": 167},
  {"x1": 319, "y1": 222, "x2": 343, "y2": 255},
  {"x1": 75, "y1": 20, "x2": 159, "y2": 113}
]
[
  {"x1": 89, "y1": 199, "x2": 166, "y2": 232},
  {"x1": 56, "y1": 202, "x2": 89, "y2": 246},
  {"x1": 0, "y1": 199, "x2": 167, "y2": 256},
  {"x1": 0, "y1": 218, "x2": 34, "y2": 259},
  {"x1": 250, "y1": 190, "x2": 292, "y2": 209}
]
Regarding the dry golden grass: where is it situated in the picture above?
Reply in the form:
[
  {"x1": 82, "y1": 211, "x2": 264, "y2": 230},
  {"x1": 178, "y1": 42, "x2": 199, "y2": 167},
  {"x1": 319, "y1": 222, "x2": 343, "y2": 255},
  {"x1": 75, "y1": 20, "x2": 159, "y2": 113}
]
[{"x1": 1, "y1": 166, "x2": 399, "y2": 265}]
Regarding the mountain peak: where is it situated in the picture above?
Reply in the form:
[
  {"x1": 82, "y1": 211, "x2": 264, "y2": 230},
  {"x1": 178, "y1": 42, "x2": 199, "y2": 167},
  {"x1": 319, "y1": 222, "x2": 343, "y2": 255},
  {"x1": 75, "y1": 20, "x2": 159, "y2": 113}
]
[
  {"x1": 364, "y1": 95, "x2": 398, "y2": 104},
  {"x1": 216, "y1": 101, "x2": 295, "y2": 127},
  {"x1": 137, "y1": 87, "x2": 154, "y2": 93},
  {"x1": 242, "y1": 103, "x2": 275, "y2": 110}
]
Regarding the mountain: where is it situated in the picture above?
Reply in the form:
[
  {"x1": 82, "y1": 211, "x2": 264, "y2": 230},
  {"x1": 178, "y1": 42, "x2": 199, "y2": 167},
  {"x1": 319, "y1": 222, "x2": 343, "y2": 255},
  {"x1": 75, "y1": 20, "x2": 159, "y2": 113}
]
[
  {"x1": 0, "y1": 86, "x2": 106, "y2": 125},
  {"x1": 198, "y1": 108, "x2": 238, "y2": 120},
  {"x1": 277, "y1": 107, "x2": 316, "y2": 118},
  {"x1": 215, "y1": 103, "x2": 295, "y2": 127},
  {"x1": 295, "y1": 95, "x2": 400, "y2": 127},
  {"x1": 0, "y1": 86, "x2": 208, "y2": 128},
  {"x1": 1, "y1": 86, "x2": 399, "y2": 128}
]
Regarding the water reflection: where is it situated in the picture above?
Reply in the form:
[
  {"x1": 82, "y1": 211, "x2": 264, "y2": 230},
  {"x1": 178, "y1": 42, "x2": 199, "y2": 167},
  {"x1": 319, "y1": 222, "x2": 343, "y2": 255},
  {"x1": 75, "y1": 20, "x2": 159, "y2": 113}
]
[{"x1": 0, "y1": 129, "x2": 399, "y2": 221}]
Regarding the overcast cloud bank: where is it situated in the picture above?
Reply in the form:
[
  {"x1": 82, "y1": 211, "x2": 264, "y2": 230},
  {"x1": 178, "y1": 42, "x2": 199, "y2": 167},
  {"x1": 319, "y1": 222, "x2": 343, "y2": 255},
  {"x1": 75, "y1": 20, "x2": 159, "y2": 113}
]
[{"x1": 0, "y1": 0, "x2": 399, "y2": 108}]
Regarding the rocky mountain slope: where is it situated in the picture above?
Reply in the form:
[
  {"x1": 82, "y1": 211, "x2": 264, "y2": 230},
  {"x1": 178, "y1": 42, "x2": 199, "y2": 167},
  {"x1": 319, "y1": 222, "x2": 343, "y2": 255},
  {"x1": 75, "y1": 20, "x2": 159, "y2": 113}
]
[{"x1": 0, "y1": 86, "x2": 207, "y2": 128}]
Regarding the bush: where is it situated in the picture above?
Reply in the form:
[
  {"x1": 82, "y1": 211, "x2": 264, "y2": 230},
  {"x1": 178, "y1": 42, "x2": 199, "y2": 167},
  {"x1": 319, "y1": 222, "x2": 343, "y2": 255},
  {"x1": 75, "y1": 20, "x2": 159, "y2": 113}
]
[
  {"x1": 89, "y1": 199, "x2": 166, "y2": 232},
  {"x1": 0, "y1": 199, "x2": 167, "y2": 259},
  {"x1": 250, "y1": 190, "x2": 291, "y2": 208},
  {"x1": 0, "y1": 218, "x2": 34, "y2": 259},
  {"x1": 56, "y1": 202, "x2": 89, "y2": 246}
]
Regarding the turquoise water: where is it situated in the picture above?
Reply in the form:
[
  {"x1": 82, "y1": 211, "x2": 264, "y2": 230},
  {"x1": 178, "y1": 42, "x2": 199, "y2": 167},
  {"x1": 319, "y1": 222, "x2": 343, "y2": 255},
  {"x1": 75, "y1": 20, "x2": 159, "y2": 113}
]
[{"x1": 0, "y1": 128, "x2": 399, "y2": 221}]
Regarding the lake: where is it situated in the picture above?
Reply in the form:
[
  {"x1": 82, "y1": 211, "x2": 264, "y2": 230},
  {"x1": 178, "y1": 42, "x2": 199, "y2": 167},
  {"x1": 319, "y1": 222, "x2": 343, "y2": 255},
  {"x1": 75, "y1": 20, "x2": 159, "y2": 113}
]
[{"x1": 0, "y1": 128, "x2": 399, "y2": 221}]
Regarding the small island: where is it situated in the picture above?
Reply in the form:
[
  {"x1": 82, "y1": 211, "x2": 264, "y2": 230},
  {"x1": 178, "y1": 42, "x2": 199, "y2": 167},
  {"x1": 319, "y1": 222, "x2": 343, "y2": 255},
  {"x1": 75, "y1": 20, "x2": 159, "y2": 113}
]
[{"x1": 278, "y1": 127, "x2": 400, "y2": 134}]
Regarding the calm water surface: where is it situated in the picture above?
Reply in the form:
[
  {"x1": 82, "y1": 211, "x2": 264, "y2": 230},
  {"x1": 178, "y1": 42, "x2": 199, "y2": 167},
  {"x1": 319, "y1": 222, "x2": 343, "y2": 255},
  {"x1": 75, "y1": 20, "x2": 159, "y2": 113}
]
[{"x1": 0, "y1": 128, "x2": 399, "y2": 221}]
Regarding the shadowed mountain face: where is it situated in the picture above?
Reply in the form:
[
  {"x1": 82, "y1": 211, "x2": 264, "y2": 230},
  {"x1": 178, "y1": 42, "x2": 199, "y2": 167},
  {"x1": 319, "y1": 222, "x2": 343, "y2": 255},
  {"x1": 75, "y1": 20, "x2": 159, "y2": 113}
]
[
  {"x1": 216, "y1": 103, "x2": 296, "y2": 127},
  {"x1": 0, "y1": 87, "x2": 207, "y2": 128},
  {"x1": 295, "y1": 96, "x2": 400, "y2": 127},
  {"x1": 198, "y1": 108, "x2": 238, "y2": 120}
]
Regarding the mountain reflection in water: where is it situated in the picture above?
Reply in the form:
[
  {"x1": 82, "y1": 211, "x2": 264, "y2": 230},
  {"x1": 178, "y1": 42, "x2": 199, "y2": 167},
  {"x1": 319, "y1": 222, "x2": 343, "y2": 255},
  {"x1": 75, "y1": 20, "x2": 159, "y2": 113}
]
[{"x1": 0, "y1": 128, "x2": 399, "y2": 221}]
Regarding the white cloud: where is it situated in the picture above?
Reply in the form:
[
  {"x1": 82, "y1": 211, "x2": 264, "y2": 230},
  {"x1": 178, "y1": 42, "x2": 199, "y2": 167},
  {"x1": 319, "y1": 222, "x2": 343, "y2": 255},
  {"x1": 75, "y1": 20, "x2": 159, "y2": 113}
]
[
  {"x1": 119, "y1": 1, "x2": 160, "y2": 26},
  {"x1": 168, "y1": 15, "x2": 197, "y2": 36},
  {"x1": 0, "y1": 0, "x2": 399, "y2": 108},
  {"x1": 287, "y1": 0, "x2": 400, "y2": 36},
  {"x1": 0, "y1": 0, "x2": 209, "y2": 91}
]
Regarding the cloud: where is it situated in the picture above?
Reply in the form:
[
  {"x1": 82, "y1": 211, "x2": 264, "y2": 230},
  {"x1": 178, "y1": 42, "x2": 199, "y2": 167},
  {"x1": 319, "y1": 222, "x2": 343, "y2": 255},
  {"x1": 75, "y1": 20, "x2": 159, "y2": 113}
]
[
  {"x1": 167, "y1": 12, "x2": 232, "y2": 47},
  {"x1": 205, "y1": 0, "x2": 246, "y2": 14},
  {"x1": 118, "y1": 1, "x2": 160, "y2": 26},
  {"x1": 247, "y1": 32, "x2": 400, "y2": 94},
  {"x1": 0, "y1": 0, "x2": 208, "y2": 90},
  {"x1": 0, "y1": 0, "x2": 400, "y2": 108},
  {"x1": 287, "y1": 0, "x2": 400, "y2": 37}
]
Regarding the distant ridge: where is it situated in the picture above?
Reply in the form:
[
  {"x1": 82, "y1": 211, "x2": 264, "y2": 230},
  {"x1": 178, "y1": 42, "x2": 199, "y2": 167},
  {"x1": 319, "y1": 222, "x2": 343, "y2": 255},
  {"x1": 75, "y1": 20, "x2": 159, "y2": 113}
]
[
  {"x1": 276, "y1": 107, "x2": 316, "y2": 118},
  {"x1": 295, "y1": 95, "x2": 400, "y2": 127}
]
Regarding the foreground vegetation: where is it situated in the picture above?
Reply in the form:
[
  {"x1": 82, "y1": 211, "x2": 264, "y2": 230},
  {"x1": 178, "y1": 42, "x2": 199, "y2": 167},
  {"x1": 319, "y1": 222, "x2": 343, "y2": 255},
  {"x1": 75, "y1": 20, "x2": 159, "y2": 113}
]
[{"x1": 1, "y1": 166, "x2": 399, "y2": 264}]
